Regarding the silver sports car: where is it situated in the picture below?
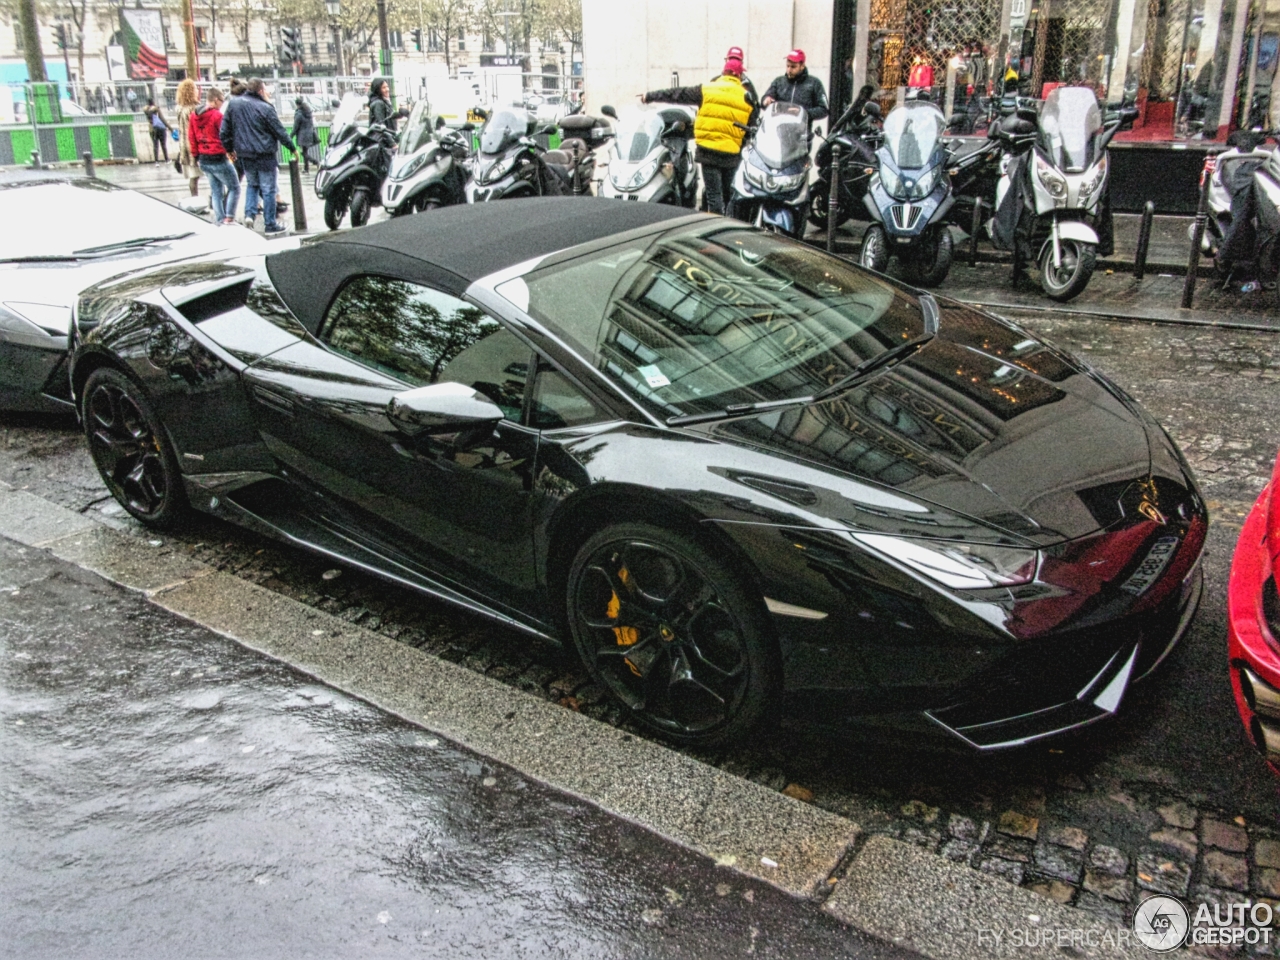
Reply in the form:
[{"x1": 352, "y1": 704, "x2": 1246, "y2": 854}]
[{"x1": 0, "y1": 171, "x2": 274, "y2": 412}]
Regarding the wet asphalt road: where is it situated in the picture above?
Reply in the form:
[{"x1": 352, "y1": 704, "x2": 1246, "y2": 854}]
[{"x1": 0, "y1": 536, "x2": 915, "y2": 960}]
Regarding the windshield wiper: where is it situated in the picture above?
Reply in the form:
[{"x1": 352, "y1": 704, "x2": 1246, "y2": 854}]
[
  {"x1": 666, "y1": 395, "x2": 816, "y2": 428},
  {"x1": 0, "y1": 254, "x2": 88, "y2": 263},
  {"x1": 72, "y1": 233, "x2": 195, "y2": 256},
  {"x1": 811, "y1": 292, "x2": 940, "y2": 403}
]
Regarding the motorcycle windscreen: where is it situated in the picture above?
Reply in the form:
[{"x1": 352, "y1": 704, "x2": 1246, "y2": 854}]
[
  {"x1": 614, "y1": 110, "x2": 666, "y2": 161},
  {"x1": 881, "y1": 103, "x2": 946, "y2": 171},
  {"x1": 480, "y1": 107, "x2": 530, "y2": 154},
  {"x1": 754, "y1": 103, "x2": 809, "y2": 168},
  {"x1": 1038, "y1": 87, "x2": 1101, "y2": 173},
  {"x1": 328, "y1": 92, "x2": 365, "y2": 147},
  {"x1": 399, "y1": 100, "x2": 436, "y2": 154}
]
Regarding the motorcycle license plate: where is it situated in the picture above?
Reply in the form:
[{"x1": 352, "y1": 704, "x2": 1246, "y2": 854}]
[
  {"x1": 1120, "y1": 536, "x2": 1179, "y2": 596},
  {"x1": 472, "y1": 188, "x2": 490, "y2": 201}
]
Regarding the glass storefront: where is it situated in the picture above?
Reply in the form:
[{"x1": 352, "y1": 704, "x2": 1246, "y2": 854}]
[{"x1": 829, "y1": 0, "x2": 1279, "y2": 143}]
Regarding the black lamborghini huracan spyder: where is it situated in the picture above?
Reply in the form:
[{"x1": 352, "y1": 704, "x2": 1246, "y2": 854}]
[{"x1": 69, "y1": 198, "x2": 1206, "y2": 750}]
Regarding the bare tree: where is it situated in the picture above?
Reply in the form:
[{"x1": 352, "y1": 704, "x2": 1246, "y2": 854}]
[
  {"x1": 422, "y1": 0, "x2": 469, "y2": 75},
  {"x1": 18, "y1": 0, "x2": 47, "y2": 81}
]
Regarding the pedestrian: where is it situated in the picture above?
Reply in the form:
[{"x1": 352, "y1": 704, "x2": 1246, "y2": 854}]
[
  {"x1": 175, "y1": 78, "x2": 201, "y2": 197},
  {"x1": 143, "y1": 97, "x2": 171, "y2": 163},
  {"x1": 761, "y1": 49, "x2": 829, "y2": 134},
  {"x1": 711, "y1": 46, "x2": 759, "y2": 106},
  {"x1": 125, "y1": 87, "x2": 138, "y2": 112},
  {"x1": 292, "y1": 97, "x2": 319, "y2": 172},
  {"x1": 190, "y1": 87, "x2": 240, "y2": 224},
  {"x1": 219, "y1": 77, "x2": 296, "y2": 235},
  {"x1": 641, "y1": 54, "x2": 755, "y2": 216},
  {"x1": 367, "y1": 77, "x2": 400, "y2": 132}
]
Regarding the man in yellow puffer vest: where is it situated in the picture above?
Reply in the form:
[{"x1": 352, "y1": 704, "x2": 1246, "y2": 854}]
[{"x1": 641, "y1": 54, "x2": 756, "y2": 216}]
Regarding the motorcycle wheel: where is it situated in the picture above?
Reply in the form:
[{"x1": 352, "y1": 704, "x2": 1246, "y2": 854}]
[
  {"x1": 1040, "y1": 239, "x2": 1096, "y2": 302},
  {"x1": 808, "y1": 181, "x2": 831, "y2": 229},
  {"x1": 323, "y1": 192, "x2": 347, "y2": 230},
  {"x1": 860, "y1": 224, "x2": 890, "y2": 274},
  {"x1": 414, "y1": 196, "x2": 443, "y2": 213},
  {"x1": 904, "y1": 228, "x2": 954, "y2": 287},
  {"x1": 349, "y1": 188, "x2": 371, "y2": 227}
]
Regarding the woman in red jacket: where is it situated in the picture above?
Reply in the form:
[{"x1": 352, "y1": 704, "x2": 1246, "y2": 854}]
[{"x1": 189, "y1": 87, "x2": 241, "y2": 224}]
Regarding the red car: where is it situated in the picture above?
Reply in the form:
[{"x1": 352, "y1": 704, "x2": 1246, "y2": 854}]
[{"x1": 1228, "y1": 452, "x2": 1280, "y2": 773}]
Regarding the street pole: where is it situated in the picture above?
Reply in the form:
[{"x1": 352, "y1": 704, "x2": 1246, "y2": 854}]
[
  {"x1": 376, "y1": 0, "x2": 392, "y2": 80},
  {"x1": 181, "y1": 0, "x2": 198, "y2": 80},
  {"x1": 18, "y1": 0, "x2": 47, "y2": 82}
]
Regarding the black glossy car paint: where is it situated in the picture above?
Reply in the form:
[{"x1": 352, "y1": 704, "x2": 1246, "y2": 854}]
[{"x1": 70, "y1": 206, "x2": 1207, "y2": 749}]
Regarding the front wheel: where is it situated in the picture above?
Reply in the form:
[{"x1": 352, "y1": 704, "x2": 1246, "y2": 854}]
[
  {"x1": 349, "y1": 188, "x2": 371, "y2": 227},
  {"x1": 323, "y1": 192, "x2": 347, "y2": 230},
  {"x1": 904, "y1": 227, "x2": 954, "y2": 287},
  {"x1": 566, "y1": 523, "x2": 778, "y2": 748},
  {"x1": 82, "y1": 367, "x2": 188, "y2": 529},
  {"x1": 1040, "y1": 239, "x2": 1096, "y2": 302},
  {"x1": 860, "y1": 223, "x2": 890, "y2": 273},
  {"x1": 414, "y1": 195, "x2": 443, "y2": 214}
]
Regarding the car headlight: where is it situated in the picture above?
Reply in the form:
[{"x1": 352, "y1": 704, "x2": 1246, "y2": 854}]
[
  {"x1": 852, "y1": 533, "x2": 1040, "y2": 590},
  {"x1": 765, "y1": 170, "x2": 807, "y2": 192},
  {"x1": 1035, "y1": 152, "x2": 1069, "y2": 200},
  {"x1": 390, "y1": 153, "x2": 428, "y2": 181},
  {"x1": 1078, "y1": 155, "x2": 1108, "y2": 204},
  {"x1": 478, "y1": 154, "x2": 517, "y2": 185}
]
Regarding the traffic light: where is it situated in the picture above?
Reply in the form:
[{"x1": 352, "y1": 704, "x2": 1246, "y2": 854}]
[
  {"x1": 53, "y1": 24, "x2": 67, "y2": 50},
  {"x1": 411, "y1": 28, "x2": 422, "y2": 51},
  {"x1": 280, "y1": 26, "x2": 301, "y2": 64}
]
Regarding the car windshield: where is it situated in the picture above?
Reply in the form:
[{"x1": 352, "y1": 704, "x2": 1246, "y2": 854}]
[
  {"x1": 399, "y1": 100, "x2": 435, "y2": 154},
  {"x1": 754, "y1": 102, "x2": 809, "y2": 167},
  {"x1": 882, "y1": 102, "x2": 946, "y2": 170},
  {"x1": 480, "y1": 107, "x2": 528, "y2": 154},
  {"x1": 329, "y1": 92, "x2": 364, "y2": 145},
  {"x1": 613, "y1": 109, "x2": 666, "y2": 162},
  {"x1": 1038, "y1": 87, "x2": 1101, "y2": 172},
  {"x1": 0, "y1": 179, "x2": 205, "y2": 261},
  {"x1": 503, "y1": 221, "x2": 924, "y2": 421}
]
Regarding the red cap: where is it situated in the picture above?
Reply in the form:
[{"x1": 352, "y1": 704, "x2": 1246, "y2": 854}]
[
  {"x1": 722, "y1": 57, "x2": 744, "y2": 77},
  {"x1": 786, "y1": 49, "x2": 806, "y2": 64},
  {"x1": 726, "y1": 46, "x2": 744, "y2": 60}
]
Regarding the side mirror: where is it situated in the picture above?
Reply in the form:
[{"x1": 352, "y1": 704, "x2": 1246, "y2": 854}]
[
  {"x1": 1016, "y1": 105, "x2": 1038, "y2": 123},
  {"x1": 435, "y1": 115, "x2": 446, "y2": 129},
  {"x1": 538, "y1": 123, "x2": 557, "y2": 135},
  {"x1": 460, "y1": 122, "x2": 475, "y2": 132},
  {"x1": 472, "y1": 108, "x2": 489, "y2": 121},
  {"x1": 863, "y1": 102, "x2": 882, "y2": 119},
  {"x1": 387, "y1": 382, "x2": 503, "y2": 447},
  {"x1": 601, "y1": 104, "x2": 618, "y2": 119}
]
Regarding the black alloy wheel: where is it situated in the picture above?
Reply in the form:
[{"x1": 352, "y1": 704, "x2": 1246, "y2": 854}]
[
  {"x1": 567, "y1": 523, "x2": 777, "y2": 748},
  {"x1": 349, "y1": 188, "x2": 371, "y2": 227},
  {"x1": 82, "y1": 367, "x2": 188, "y2": 528},
  {"x1": 323, "y1": 192, "x2": 348, "y2": 230}
]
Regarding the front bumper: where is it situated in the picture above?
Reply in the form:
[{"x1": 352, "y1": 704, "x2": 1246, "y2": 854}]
[{"x1": 1227, "y1": 483, "x2": 1280, "y2": 773}]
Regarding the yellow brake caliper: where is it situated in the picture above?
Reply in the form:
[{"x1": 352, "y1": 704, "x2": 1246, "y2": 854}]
[{"x1": 607, "y1": 566, "x2": 642, "y2": 676}]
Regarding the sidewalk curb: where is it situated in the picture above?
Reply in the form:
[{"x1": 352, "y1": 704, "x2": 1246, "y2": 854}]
[
  {"x1": 956, "y1": 296, "x2": 1280, "y2": 331},
  {"x1": 0, "y1": 482, "x2": 1142, "y2": 958}
]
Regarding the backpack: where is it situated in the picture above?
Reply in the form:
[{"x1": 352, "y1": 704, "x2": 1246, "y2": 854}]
[{"x1": 150, "y1": 111, "x2": 166, "y2": 132}]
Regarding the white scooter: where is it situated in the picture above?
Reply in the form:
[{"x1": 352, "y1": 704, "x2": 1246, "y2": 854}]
[
  {"x1": 381, "y1": 101, "x2": 471, "y2": 215},
  {"x1": 1195, "y1": 130, "x2": 1280, "y2": 288},
  {"x1": 597, "y1": 104, "x2": 697, "y2": 206},
  {"x1": 991, "y1": 87, "x2": 1134, "y2": 301}
]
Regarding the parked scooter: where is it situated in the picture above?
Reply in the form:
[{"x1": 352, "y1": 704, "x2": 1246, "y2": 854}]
[
  {"x1": 808, "y1": 87, "x2": 884, "y2": 230},
  {"x1": 381, "y1": 102, "x2": 471, "y2": 215},
  {"x1": 729, "y1": 101, "x2": 812, "y2": 238},
  {"x1": 465, "y1": 106, "x2": 566, "y2": 201},
  {"x1": 596, "y1": 104, "x2": 696, "y2": 205},
  {"x1": 1197, "y1": 129, "x2": 1280, "y2": 289},
  {"x1": 990, "y1": 87, "x2": 1134, "y2": 301},
  {"x1": 315, "y1": 93, "x2": 396, "y2": 229},
  {"x1": 543, "y1": 113, "x2": 613, "y2": 196},
  {"x1": 860, "y1": 100, "x2": 956, "y2": 285}
]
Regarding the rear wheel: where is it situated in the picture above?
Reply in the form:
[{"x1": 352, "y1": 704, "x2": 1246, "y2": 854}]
[
  {"x1": 808, "y1": 180, "x2": 832, "y2": 229},
  {"x1": 82, "y1": 367, "x2": 188, "y2": 529},
  {"x1": 860, "y1": 223, "x2": 890, "y2": 273},
  {"x1": 323, "y1": 192, "x2": 347, "y2": 230},
  {"x1": 1040, "y1": 239, "x2": 1096, "y2": 302},
  {"x1": 566, "y1": 523, "x2": 778, "y2": 748},
  {"x1": 349, "y1": 188, "x2": 371, "y2": 227}
]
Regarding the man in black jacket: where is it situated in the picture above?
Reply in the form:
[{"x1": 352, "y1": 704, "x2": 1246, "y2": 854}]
[
  {"x1": 220, "y1": 78, "x2": 296, "y2": 234},
  {"x1": 762, "y1": 49, "x2": 829, "y2": 133}
]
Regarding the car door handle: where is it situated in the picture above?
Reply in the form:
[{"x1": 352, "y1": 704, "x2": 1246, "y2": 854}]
[{"x1": 252, "y1": 385, "x2": 295, "y2": 417}]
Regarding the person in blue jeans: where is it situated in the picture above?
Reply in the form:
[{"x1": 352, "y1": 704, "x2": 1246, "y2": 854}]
[
  {"x1": 219, "y1": 78, "x2": 296, "y2": 235},
  {"x1": 189, "y1": 87, "x2": 240, "y2": 223}
]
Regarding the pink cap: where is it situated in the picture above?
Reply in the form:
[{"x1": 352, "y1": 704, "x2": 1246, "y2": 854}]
[
  {"x1": 726, "y1": 46, "x2": 744, "y2": 60},
  {"x1": 722, "y1": 57, "x2": 744, "y2": 77},
  {"x1": 787, "y1": 49, "x2": 806, "y2": 64}
]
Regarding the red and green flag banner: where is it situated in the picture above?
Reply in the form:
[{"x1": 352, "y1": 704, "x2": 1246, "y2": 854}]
[{"x1": 119, "y1": 9, "x2": 168, "y2": 79}]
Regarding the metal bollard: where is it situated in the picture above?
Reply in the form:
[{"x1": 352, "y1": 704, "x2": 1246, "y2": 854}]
[
  {"x1": 1181, "y1": 155, "x2": 1217, "y2": 309},
  {"x1": 30, "y1": 149, "x2": 40, "y2": 170},
  {"x1": 1133, "y1": 200, "x2": 1154, "y2": 280},
  {"x1": 970, "y1": 197, "x2": 983, "y2": 267},
  {"x1": 82, "y1": 150, "x2": 95, "y2": 179},
  {"x1": 288, "y1": 156, "x2": 307, "y2": 233},
  {"x1": 826, "y1": 143, "x2": 841, "y2": 254}
]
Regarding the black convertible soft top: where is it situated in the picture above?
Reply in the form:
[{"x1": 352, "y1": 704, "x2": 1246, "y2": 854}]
[{"x1": 266, "y1": 198, "x2": 701, "y2": 333}]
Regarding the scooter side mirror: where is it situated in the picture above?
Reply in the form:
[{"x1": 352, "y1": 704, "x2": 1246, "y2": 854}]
[
  {"x1": 435, "y1": 116, "x2": 447, "y2": 129},
  {"x1": 537, "y1": 124, "x2": 557, "y2": 135},
  {"x1": 601, "y1": 104, "x2": 618, "y2": 119},
  {"x1": 863, "y1": 102, "x2": 882, "y2": 119},
  {"x1": 1016, "y1": 106, "x2": 1039, "y2": 123},
  {"x1": 459, "y1": 122, "x2": 475, "y2": 132}
]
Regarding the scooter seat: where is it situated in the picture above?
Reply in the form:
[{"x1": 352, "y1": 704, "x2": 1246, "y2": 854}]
[{"x1": 543, "y1": 149, "x2": 574, "y2": 166}]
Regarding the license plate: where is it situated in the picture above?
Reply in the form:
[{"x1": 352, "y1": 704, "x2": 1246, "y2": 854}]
[
  {"x1": 473, "y1": 189, "x2": 489, "y2": 202},
  {"x1": 1120, "y1": 536, "x2": 1179, "y2": 596}
]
